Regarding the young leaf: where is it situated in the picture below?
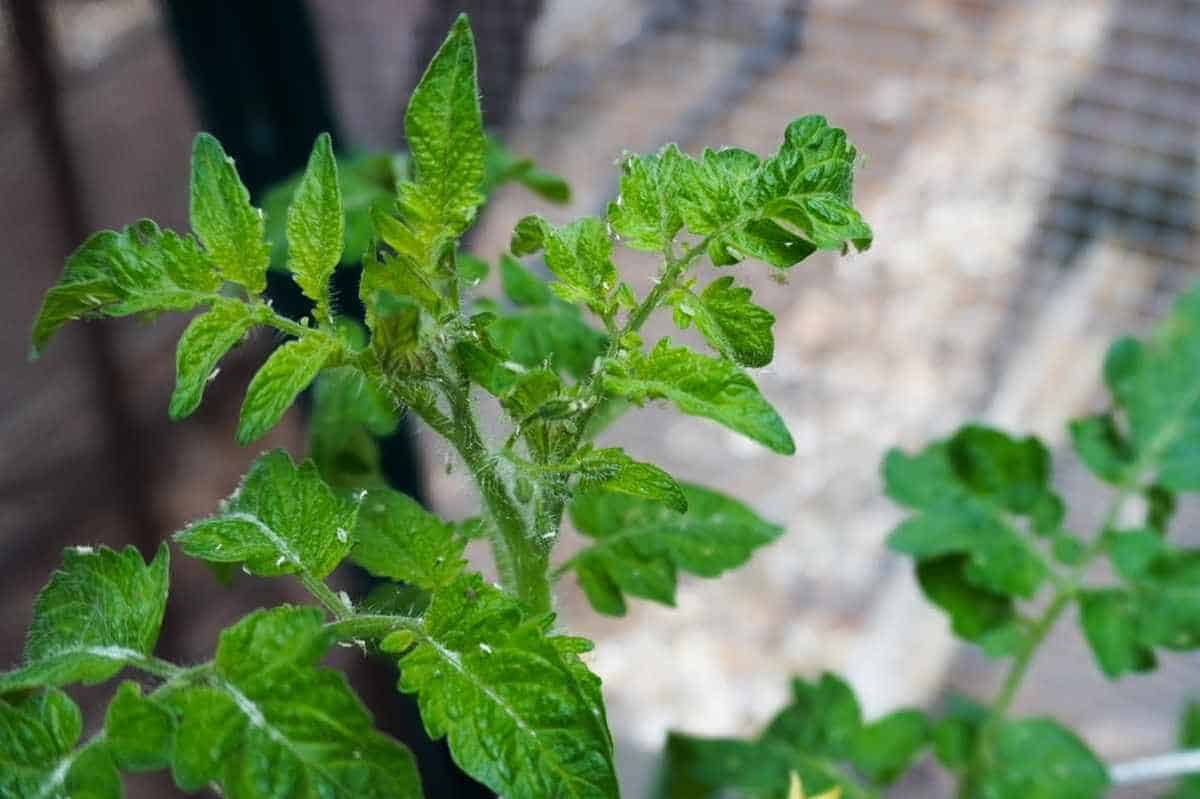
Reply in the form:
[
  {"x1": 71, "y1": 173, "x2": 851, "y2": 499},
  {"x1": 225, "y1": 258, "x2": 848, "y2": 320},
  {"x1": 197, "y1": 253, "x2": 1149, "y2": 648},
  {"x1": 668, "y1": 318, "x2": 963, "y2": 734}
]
[
  {"x1": 169, "y1": 298, "x2": 257, "y2": 420},
  {"x1": 671, "y1": 276, "x2": 775, "y2": 367},
  {"x1": 287, "y1": 132, "x2": 344, "y2": 320},
  {"x1": 104, "y1": 681, "x2": 175, "y2": 772},
  {"x1": 0, "y1": 545, "x2": 169, "y2": 693},
  {"x1": 567, "y1": 482, "x2": 783, "y2": 615},
  {"x1": 176, "y1": 449, "x2": 357, "y2": 580},
  {"x1": 607, "y1": 145, "x2": 686, "y2": 252},
  {"x1": 190, "y1": 132, "x2": 271, "y2": 293},
  {"x1": 31, "y1": 220, "x2": 222, "y2": 357},
  {"x1": 884, "y1": 426, "x2": 1058, "y2": 600},
  {"x1": 351, "y1": 488, "x2": 467, "y2": 591},
  {"x1": 976, "y1": 718, "x2": 1109, "y2": 799},
  {"x1": 573, "y1": 448, "x2": 688, "y2": 513},
  {"x1": 309, "y1": 366, "x2": 399, "y2": 489},
  {"x1": 1083, "y1": 285, "x2": 1200, "y2": 490},
  {"x1": 601, "y1": 338, "x2": 795, "y2": 454},
  {"x1": 0, "y1": 688, "x2": 120, "y2": 799},
  {"x1": 396, "y1": 573, "x2": 618, "y2": 798},
  {"x1": 395, "y1": 13, "x2": 485, "y2": 259},
  {"x1": 165, "y1": 607, "x2": 422, "y2": 798},
  {"x1": 510, "y1": 215, "x2": 620, "y2": 315},
  {"x1": 237, "y1": 333, "x2": 341, "y2": 445}
]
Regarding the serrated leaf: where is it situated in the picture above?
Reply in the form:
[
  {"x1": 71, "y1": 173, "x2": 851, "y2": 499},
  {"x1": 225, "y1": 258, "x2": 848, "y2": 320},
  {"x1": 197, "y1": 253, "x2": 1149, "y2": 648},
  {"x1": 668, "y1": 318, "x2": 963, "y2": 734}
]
[
  {"x1": 176, "y1": 449, "x2": 357, "y2": 580},
  {"x1": 31, "y1": 220, "x2": 222, "y2": 357},
  {"x1": 850, "y1": 709, "x2": 929, "y2": 785},
  {"x1": 1089, "y1": 286, "x2": 1200, "y2": 491},
  {"x1": 510, "y1": 215, "x2": 619, "y2": 315},
  {"x1": 607, "y1": 145, "x2": 685, "y2": 252},
  {"x1": 1077, "y1": 588, "x2": 1156, "y2": 678},
  {"x1": 573, "y1": 448, "x2": 688, "y2": 513},
  {"x1": 237, "y1": 333, "x2": 341, "y2": 445},
  {"x1": 165, "y1": 607, "x2": 421, "y2": 798},
  {"x1": 397, "y1": 573, "x2": 618, "y2": 798},
  {"x1": 351, "y1": 488, "x2": 467, "y2": 591},
  {"x1": 287, "y1": 132, "x2": 344, "y2": 319},
  {"x1": 190, "y1": 132, "x2": 270, "y2": 293},
  {"x1": 0, "y1": 688, "x2": 120, "y2": 799},
  {"x1": 884, "y1": 426, "x2": 1056, "y2": 600},
  {"x1": 977, "y1": 718, "x2": 1109, "y2": 799},
  {"x1": 393, "y1": 13, "x2": 485, "y2": 264},
  {"x1": 0, "y1": 545, "x2": 169, "y2": 694},
  {"x1": 568, "y1": 482, "x2": 782, "y2": 615},
  {"x1": 672, "y1": 276, "x2": 775, "y2": 367},
  {"x1": 602, "y1": 338, "x2": 794, "y2": 454},
  {"x1": 169, "y1": 298, "x2": 257, "y2": 420},
  {"x1": 104, "y1": 681, "x2": 175, "y2": 772}
]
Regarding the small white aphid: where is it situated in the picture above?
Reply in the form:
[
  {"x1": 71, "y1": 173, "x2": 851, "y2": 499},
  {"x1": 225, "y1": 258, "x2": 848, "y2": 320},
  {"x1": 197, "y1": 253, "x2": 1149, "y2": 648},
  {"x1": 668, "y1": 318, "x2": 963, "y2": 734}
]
[
  {"x1": 478, "y1": 642, "x2": 493, "y2": 654},
  {"x1": 336, "y1": 528, "x2": 349, "y2": 544},
  {"x1": 73, "y1": 545, "x2": 94, "y2": 555}
]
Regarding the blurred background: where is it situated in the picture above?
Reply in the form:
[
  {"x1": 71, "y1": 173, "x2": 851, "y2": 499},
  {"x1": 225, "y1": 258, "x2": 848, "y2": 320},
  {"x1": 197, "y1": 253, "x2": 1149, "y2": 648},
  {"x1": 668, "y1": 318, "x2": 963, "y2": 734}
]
[{"x1": 1, "y1": 0, "x2": 1198, "y2": 796}]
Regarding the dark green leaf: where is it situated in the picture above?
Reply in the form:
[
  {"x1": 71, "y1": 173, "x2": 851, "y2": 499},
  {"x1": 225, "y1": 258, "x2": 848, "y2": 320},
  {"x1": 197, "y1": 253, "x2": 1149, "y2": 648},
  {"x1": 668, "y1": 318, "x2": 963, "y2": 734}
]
[
  {"x1": 0, "y1": 545, "x2": 169, "y2": 693},
  {"x1": 602, "y1": 338, "x2": 794, "y2": 454},
  {"x1": 1069, "y1": 413, "x2": 1133, "y2": 484},
  {"x1": 31, "y1": 220, "x2": 222, "y2": 357},
  {"x1": 190, "y1": 132, "x2": 271, "y2": 293},
  {"x1": 977, "y1": 718, "x2": 1109, "y2": 799},
  {"x1": 931, "y1": 695, "x2": 986, "y2": 772},
  {"x1": 309, "y1": 367, "x2": 399, "y2": 489},
  {"x1": 1078, "y1": 588, "x2": 1156, "y2": 678},
  {"x1": 851, "y1": 709, "x2": 929, "y2": 785},
  {"x1": 0, "y1": 688, "x2": 120, "y2": 799},
  {"x1": 483, "y1": 135, "x2": 570, "y2": 203},
  {"x1": 104, "y1": 681, "x2": 175, "y2": 772},
  {"x1": 915, "y1": 555, "x2": 1023, "y2": 655},
  {"x1": 166, "y1": 607, "x2": 422, "y2": 798},
  {"x1": 176, "y1": 449, "x2": 357, "y2": 580},
  {"x1": 568, "y1": 482, "x2": 783, "y2": 615},
  {"x1": 762, "y1": 674, "x2": 862, "y2": 762},
  {"x1": 237, "y1": 333, "x2": 341, "y2": 445},
  {"x1": 397, "y1": 573, "x2": 618, "y2": 798},
  {"x1": 658, "y1": 734, "x2": 792, "y2": 799},
  {"x1": 672, "y1": 276, "x2": 775, "y2": 367},
  {"x1": 287, "y1": 132, "x2": 344, "y2": 318},
  {"x1": 169, "y1": 298, "x2": 257, "y2": 420},
  {"x1": 500, "y1": 253, "x2": 553, "y2": 307},
  {"x1": 351, "y1": 488, "x2": 467, "y2": 591},
  {"x1": 487, "y1": 300, "x2": 607, "y2": 381}
]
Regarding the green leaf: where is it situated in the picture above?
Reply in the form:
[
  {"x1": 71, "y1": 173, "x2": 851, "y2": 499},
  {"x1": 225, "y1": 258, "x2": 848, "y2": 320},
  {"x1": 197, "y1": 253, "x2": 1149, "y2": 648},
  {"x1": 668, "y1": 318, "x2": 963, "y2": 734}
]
[
  {"x1": 1166, "y1": 702, "x2": 1200, "y2": 798},
  {"x1": 851, "y1": 709, "x2": 929, "y2": 785},
  {"x1": 397, "y1": 573, "x2": 618, "y2": 798},
  {"x1": 671, "y1": 276, "x2": 775, "y2": 367},
  {"x1": 658, "y1": 734, "x2": 792, "y2": 799},
  {"x1": 602, "y1": 338, "x2": 794, "y2": 454},
  {"x1": 977, "y1": 718, "x2": 1109, "y2": 799},
  {"x1": 237, "y1": 333, "x2": 341, "y2": 445},
  {"x1": 1121, "y1": 547, "x2": 1200, "y2": 652},
  {"x1": 31, "y1": 220, "x2": 222, "y2": 357},
  {"x1": 0, "y1": 688, "x2": 120, "y2": 799},
  {"x1": 104, "y1": 681, "x2": 175, "y2": 772},
  {"x1": 500, "y1": 253, "x2": 553, "y2": 307},
  {"x1": 915, "y1": 555, "x2": 1023, "y2": 655},
  {"x1": 1078, "y1": 588, "x2": 1156, "y2": 678},
  {"x1": 510, "y1": 215, "x2": 619, "y2": 315},
  {"x1": 309, "y1": 367, "x2": 399, "y2": 489},
  {"x1": 1092, "y1": 286, "x2": 1200, "y2": 491},
  {"x1": 190, "y1": 132, "x2": 270, "y2": 293},
  {"x1": 287, "y1": 132, "x2": 344, "y2": 319},
  {"x1": 884, "y1": 426, "x2": 1056, "y2": 599},
  {"x1": 395, "y1": 13, "x2": 485, "y2": 260},
  {"x1": 175, "y1": 449, "x2": 358, "y2": 580},
  {"x1": 1068, "y1": 413, "x2": 1133, "y2": 484},
  {"x1": 169, "y1": 298, "x2": 257, "y2": 420},
  {"x1": 487, "y1": 294, "x2": 607, "y2": 381},
  {"x1": 568, "y1": 482, "x2": 783, "y2": 615},
  {"x1": 762, "y1": 674, "x2": 862, "y2": 762},
  {"x1": 351, "y1": 488, "x2": 467, "y2": 591},
  {"x1": 607, "y1": 145, "x2": 685, "y2": 252},
  {"x1": 483, "y1": 134, "x2": 571, "y2": 203},
  {"x1": 166, "y1": 606, "x2": 422, "y2": 798},
  {"x1": 456, "y1": 252, "x2": 489, "y2": 287},
  {"x1": 0, "y1": 545, "x2": 169, "y2": 694},
  {"x1": 931, "y1": 695, "x2": 986, "y2": 772},
  {"x1": 573, "y1": 448, "x2": 688, "y2": 513}
]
